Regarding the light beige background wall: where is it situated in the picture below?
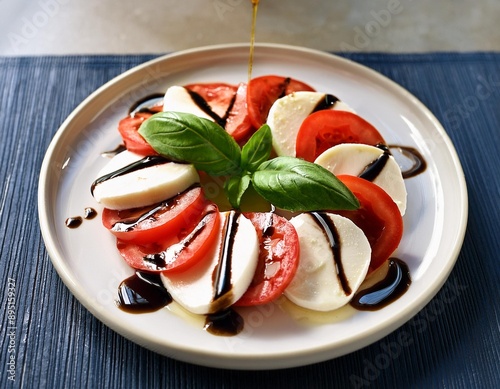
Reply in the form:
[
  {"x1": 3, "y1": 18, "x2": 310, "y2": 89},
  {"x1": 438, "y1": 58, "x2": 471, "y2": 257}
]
[{"x1": 1, "y1": 0, "x2": 498, "y2": 55}]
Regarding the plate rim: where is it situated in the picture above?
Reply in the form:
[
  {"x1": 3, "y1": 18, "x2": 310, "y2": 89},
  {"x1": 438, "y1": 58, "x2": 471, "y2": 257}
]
[{"x1": 38, "y1": 43, "x2": 468, "y2": 369}]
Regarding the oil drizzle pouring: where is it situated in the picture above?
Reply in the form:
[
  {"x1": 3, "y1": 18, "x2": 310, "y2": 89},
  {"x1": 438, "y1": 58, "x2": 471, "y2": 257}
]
[{"x1": 248, "y1": 0, "x2": 259, "y2": 82}]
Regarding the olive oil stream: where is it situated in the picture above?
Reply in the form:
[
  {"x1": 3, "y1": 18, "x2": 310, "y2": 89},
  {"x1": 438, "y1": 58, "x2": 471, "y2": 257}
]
[{"x1": 248, "y1": 0, "x2": 259, "y2": 82}]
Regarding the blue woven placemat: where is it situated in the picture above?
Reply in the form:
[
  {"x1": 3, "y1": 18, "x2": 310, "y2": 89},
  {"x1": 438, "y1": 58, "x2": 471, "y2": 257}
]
[{"x1": 0, "y1": 52, "x2": 499, "y2": 388}]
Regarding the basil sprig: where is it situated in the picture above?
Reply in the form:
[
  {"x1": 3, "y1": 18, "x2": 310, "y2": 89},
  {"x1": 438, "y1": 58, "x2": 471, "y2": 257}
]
[
  {"x1": 139, "y1": 112, "x2": 359, "y2": 212},
  {"x1": 138, "y1": 111, "x2": 241, "y2": 176},
  {"x1": 252, "y1": 157, "x2": 359, "y2": 212}
]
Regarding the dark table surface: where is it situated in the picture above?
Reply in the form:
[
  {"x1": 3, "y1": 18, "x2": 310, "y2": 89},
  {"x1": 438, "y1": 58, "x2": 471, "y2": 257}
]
[{"x1": 0, "y1": 52, "x2": 499, "y2": 389}]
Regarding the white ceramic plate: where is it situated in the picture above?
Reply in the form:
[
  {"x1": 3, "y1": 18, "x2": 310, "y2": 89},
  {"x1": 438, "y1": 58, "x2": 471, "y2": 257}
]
[{"x1": 38, "y1": 44, "x2": 468, "y2": 370}]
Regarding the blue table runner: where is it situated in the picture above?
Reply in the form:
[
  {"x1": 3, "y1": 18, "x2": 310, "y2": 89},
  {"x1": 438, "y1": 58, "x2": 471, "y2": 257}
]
[{"x1": 0, "y1": 52, "x2": 499, "y2": 388}]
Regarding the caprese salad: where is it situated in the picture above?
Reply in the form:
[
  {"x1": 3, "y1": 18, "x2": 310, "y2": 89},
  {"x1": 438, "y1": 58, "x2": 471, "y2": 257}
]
[{"x1": 87, "y1": 75, "x2": 421, "y2": 335}]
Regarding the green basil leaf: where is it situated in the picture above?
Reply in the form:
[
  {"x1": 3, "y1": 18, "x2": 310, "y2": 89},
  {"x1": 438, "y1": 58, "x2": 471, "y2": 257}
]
[
  {"x1": 241, "y1": 124, "x2": 272, "y2": 173},
  {"x1": 224, "y1": 174, "x2": 251, "y2": 209},
  {"x1": 139, "y1": 111, "x2": 241, "y2": 176},
  {"x1": 252, "y1": 156, "x2": 359, "y2": 212}
]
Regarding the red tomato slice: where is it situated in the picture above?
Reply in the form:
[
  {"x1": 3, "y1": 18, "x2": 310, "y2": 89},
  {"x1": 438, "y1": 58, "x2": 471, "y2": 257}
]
[
  {"x1": 184, "y1": 83, "x2": 238, "y2": 119},
  {"x1": 117, "y1": 112, "x2": 158, "y2": 156},
  {"x1": 102, "y1": 186, "x2": 206, "y2": 244},
  {"x1": 234, "y1": 212, "x2": 300, "y2": 306},
  {"x1": 224, "y1": 82, "x2": 256, "y2": 143},
  {"x1": 334, "y1": 175, "x2": 403, "y2": 273},
  {"x1": 247, "y1": 75, "x2": 315, "y2": 129},
  {"x1": 116, "y1": 202, "x2": 220, "y2": 273},
  {"x1": 295, "y1": 110, "x2": 386, "y2": 162}
]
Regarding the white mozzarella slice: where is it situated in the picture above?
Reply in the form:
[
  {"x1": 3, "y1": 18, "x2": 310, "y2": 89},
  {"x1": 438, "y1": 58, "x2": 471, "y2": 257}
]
[
  {"x1": 161, "y1": 211, "x2": 259, "y2": 315},
  {"x1": 162, "y1": 85, "x2": 213, "y2": 121},
  {"x1": 267, "y1": 91, "x2": 354, "y2": 157},
  {"x1": 315, "y1": 143, "x2": 407, "y2": 215},
  {"x1": 92, "y1": 150, "x2": 199, "y2": 210},
  {"x1": 285, "y1": 213, "x2": 371, "y2": 312}
]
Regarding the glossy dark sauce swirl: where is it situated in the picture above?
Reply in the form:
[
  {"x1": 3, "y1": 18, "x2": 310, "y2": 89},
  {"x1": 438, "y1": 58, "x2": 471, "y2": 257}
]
[
  {"x1": 117, "y1": 271, "x2": 172, "y2": 313},
  {"x1": 388, "y1": 145, "x2": 427, "y2": 178},
  {"x1": 311, "y1": 94, "x2": 340, "y2": 113},
  {"x1": 350, "y1": 258, "x2": 411, "y2": 311}
]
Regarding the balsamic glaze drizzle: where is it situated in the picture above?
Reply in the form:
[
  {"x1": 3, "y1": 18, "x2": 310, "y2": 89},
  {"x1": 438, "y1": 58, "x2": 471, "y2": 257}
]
[
  {"x1": 351, "y1": 258, "x2": 411, "y2": 311},
  {"x1": 117, "y1": 271, "x2": 172, "y2": 313},
  {"x1": 142, "y1": 207, "x2": 214, "y2": 271},
  {"x1": 213, "y1": 211, "x2": 239, "y2": 301},
  {"x1": 65, "y1": 207, "x2": 97, "y2": 229},
  {"x1": 101, "y1": 144, "x2": 127, "y2": 158},
  {"x1": 128, "y1": 93, "x2": 164, "y2": 116},
  {"x1": 186, "y1": 89, "x2": 227, "y2": 127},
  {"x1": 91, "y1": 155, "x2": 170, "y2": 196},
  {"x1": 357, "y1": 143, "x2": 427, "y2": 181},
  {"x1": 278, "y1": 77, "x2": 292, "y2": 99},
  {"x1": 84, "y1": 207, "x2": 98, "y2": 220},
  {"x1": 312, "y1": 94, "x2": 340, "y2": 113},
  {"x1": 110, "y1": 184, "x2": 200, "y2": 233},
  {"x1": 389, "y1": 145, "x2": 427, "y2": 179},
  {"x1": 111, "y1": 202, "x2": 169, "y2": 233},
  {"x1": 204, "y1": 308, "x2": 244, "y2": 336},
  {"x1": 359, "y1": 144, "x2": 391, "y2": 181},
  {"x1": 310, "y1": 212, "x2": 351, "y2": 295},
  {"x1": 65, "y1": 216, "x2": 82, "y2": 229}
]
